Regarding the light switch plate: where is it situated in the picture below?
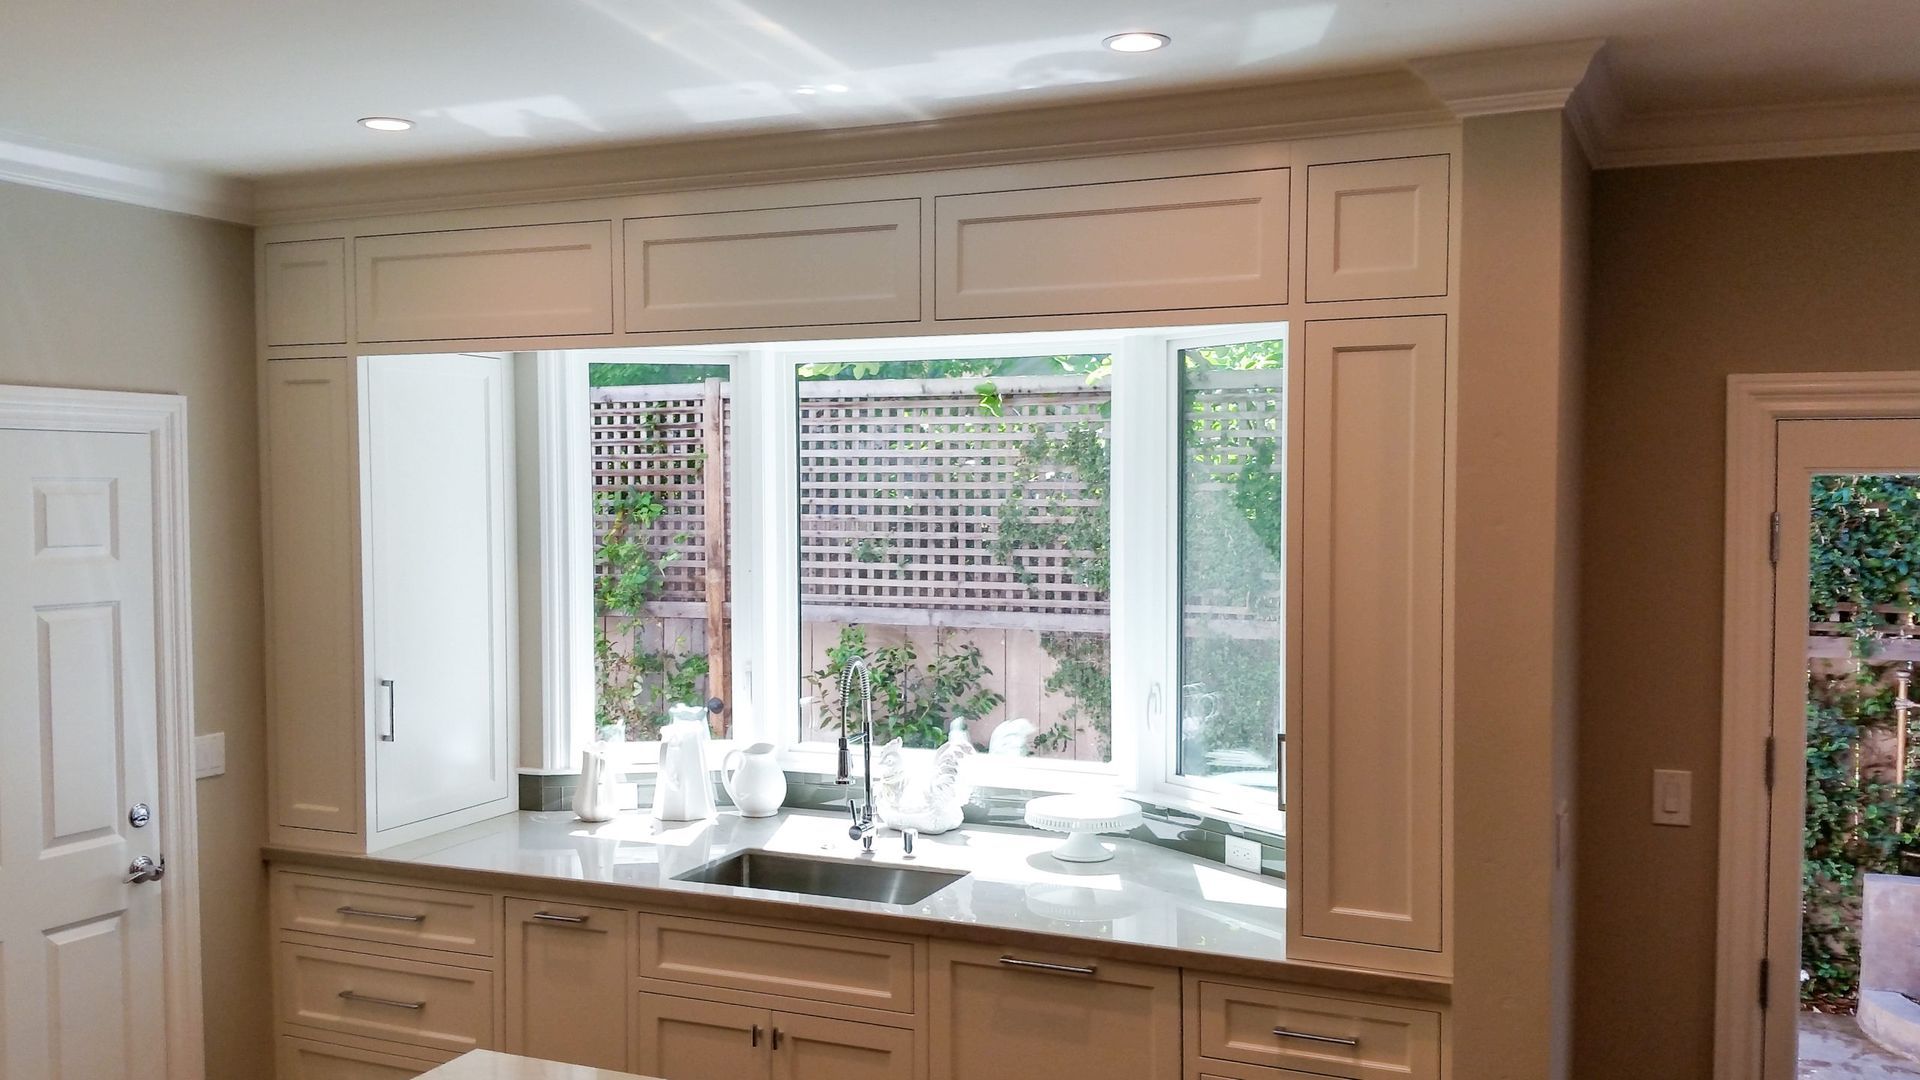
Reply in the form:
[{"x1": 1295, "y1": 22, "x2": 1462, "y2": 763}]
[
  {"x1": 194, "y1": 732, "x2": 226, "y2": 779},
  {"x1": 1652, "y1": 768, "x2": 1691, "y2": 826},
  {"x1": 1224, "y1": 834, "x2": 1262, "y2": 873}
]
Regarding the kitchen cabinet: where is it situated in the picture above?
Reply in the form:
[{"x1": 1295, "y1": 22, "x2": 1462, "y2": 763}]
[
  {"x1": 632, "y1": 995, "x2": 770, "y2": 1080},
  {"x1": 632, "y1": 993, "x2": 917, "y2": 1080},
  {"x1": 262, "y1": 238, "x2": 347, "y2": 347},
  {"x1": 503, "y1": 898, "x2": 630, "y2": 1069},
  {"x1": 1291, "y1": 315, "x2": 1447, "y2": 974},
  {"x1": 1305, "y1": 156, "x2": 1450, "y2": 302},
  {"x1": 263, "y1": 354, "x2": 518, "y2": 852},
  {"x1": 934, "y1": 170, "x2": 1290, "y2": 320},
  {"x1": 928, "y1": 940, "x2": 1180, "y2": 1080},
  {"x1": 275, "y1": 941, "x2": 494, "y2": 1056},
  {"x1": 1188, "y1": 976, "x2": 1441, "y2": 1079},
  {"x1": 623, "y1": 200, "x2": 920, "y2": 332},
  {"x1": 355, "y1": 222, "x2": 615, "y2": 342},
  {"x1": 276, "y1": 1034, "x2": 449, "y2": 1079}
]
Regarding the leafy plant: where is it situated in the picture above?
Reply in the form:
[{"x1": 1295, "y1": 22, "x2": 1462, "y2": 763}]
[
  {"x1": 806, "y1": 626, "x2": 1005, "y2": 750},
  {"x1": 593, "y1": 482, "x2": 707, "y2": 741}
]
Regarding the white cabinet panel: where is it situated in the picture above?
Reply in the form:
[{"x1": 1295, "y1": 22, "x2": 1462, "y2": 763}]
[
  {"x1": 624, "y1": 200, "x2": 920, "y2": 331},
  {"x1": 265, "y1": 358, "x2": 362, "y2": 834},
  {"x1": 364, "y1": 354, "x2": 516, "y2": 832},
  {"x1": 355, "y1": 222, "x2": 614, "y2": 342},
  {"x1": 1294, "y1": 316, "x2": 1446, "y2": 966},
  {"x1": 935, "y1": 170, "x2": 1289, "y2": 319},
  {"x1": 1305, "y1": 156, "x2": 1449, "y2": 302},
  {"x1": 264, "y1": 238, "x2": 348, "y2": 346}
]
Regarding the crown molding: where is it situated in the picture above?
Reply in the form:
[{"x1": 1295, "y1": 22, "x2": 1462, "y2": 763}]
[
  {"x1": 0, "y1": 128, "x2": 253, "y2": 224},
  {"x1": 1409, "y1": 39, "x2": 1606, "y2": 118},
  {"x1": 1593, "y1": 94, "x2": 1920, "y2": 169},
  {"x1": 251, "y1": 71, "x2": 1453, "y2": 224}
]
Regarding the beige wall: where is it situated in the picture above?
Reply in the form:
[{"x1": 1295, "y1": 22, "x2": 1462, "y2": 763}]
[
  {"x1": 1576, "y1": 150, "x2": 1920, "y2": 1077},
  {"x1": 1454, "y1": 110, "x2": 1587, "y2": 1079},
  {"x1": 0, "y1": 183, "x2": 267, "y2": 1077}
]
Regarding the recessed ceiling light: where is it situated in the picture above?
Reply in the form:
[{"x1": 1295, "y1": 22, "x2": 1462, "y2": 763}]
[
  {"x1": 821, "y1": 83, "x2": 850, "y2": 94},
  {"x1": 793, "y1": 85, "x2": 818, "y2": 96},
  {"x1": 358, "y1": 116, "x2": 414, "y2": 132},
  {"x1": 1103, "y1": 32, "x2": 1170, "y2": 53}
]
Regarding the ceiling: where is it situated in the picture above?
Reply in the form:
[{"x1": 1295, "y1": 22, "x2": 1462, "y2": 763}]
[{"x1": 3, "y1": 0, "x2": 1918, "y2": 180}]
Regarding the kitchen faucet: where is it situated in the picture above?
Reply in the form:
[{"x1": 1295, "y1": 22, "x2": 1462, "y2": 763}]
[{"x1": 836, "y1": 658, "x2": 882, "y2": 853}]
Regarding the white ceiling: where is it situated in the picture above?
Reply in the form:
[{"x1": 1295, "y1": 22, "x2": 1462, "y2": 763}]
[{"x1": 3, "y1": 0, "x2": 1918, "y2": 179}]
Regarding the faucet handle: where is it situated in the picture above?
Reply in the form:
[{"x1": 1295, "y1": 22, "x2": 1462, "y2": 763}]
[{"x1": 902, "y1": 828, "x2": 917, "y2": 857}]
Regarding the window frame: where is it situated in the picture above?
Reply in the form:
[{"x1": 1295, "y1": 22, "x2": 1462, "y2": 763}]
[{"x1": 540, "y1": 326, "x2": 1289, "y2": 830}]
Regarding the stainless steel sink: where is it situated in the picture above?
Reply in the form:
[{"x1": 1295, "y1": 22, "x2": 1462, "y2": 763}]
[{"x1": 674, "y1": 850, "x2": 966, "y2": 904}]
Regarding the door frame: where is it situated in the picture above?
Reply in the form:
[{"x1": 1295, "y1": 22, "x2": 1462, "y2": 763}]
[
  {"x1": 0, "y1": 384, "x2": 204, "y2": 1079},
  {"x1": 1715, "y1": 371, "x2": 1920, "y2": 1080}
]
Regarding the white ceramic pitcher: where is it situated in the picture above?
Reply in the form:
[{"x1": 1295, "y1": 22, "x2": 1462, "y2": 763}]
[
  {"x1": 721, "y1": 742, "x2": 786, "y2": 818},
  {"x1": 650, "y1": 710, "x2": 716, "y2": 822}
]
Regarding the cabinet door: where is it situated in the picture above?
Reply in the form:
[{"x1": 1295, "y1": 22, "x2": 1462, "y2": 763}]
[
  {"x1": 263, "y1": 238, "x2": 347, "y2": 347},
  {"x1": 364, "y1": 354, "x2": 516, "y2": 833},
  {"x1": 503, "y1": 898, "x2": 629, "y2": 1068},
  {"x1": 1305, "y1": 156, "x2": 1449, "y2": 302},
  {"x1": 771, "y1": 1012, "x2": 918, "y2": 1080},
  {"x1": 632, "y1": 994, "x2": 770, "y2": 1080},
  {"x1": 1292, "y1": 316, "x2": 1446, "y2": 971},
  {"x1": 355, "y1": 222, "x2": 615, "y2": 341},
  {"x1": 934, "y1": 170, "x2": 1288, "y2": 320},
  {"x1": 929, "y1": 942, "x2": 1179, "y2": 1080},
  {"x1": 264, "y1": 358, "x2": 362, "y2": 835},
  {"x1": 276, "y1": 1036, "x2": 445, "y2": 1080}
]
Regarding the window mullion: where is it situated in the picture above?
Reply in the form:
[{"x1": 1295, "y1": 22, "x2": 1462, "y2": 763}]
[{"x1": 1110, "y1": 333, "x2": 1179, "y2": 796}]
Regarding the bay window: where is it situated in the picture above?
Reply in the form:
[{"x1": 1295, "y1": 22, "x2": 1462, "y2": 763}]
[{"x1": 551, "y1": 324, "x2": 1288, "y2": 825}]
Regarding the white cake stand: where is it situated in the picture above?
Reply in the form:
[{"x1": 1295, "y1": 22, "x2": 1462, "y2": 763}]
[{"x1": 1024, "y1": 794, "x2": 1143, "y2": 862}]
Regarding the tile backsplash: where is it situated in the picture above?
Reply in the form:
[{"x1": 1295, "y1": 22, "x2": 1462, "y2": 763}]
[{"x1": 519, "y1": 770, "x2": 1283, "y2": 880}]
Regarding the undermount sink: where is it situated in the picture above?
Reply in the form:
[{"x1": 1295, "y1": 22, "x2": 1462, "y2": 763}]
[{"x1": 675, "y1": 850, "x2": 967, "y2": 905}]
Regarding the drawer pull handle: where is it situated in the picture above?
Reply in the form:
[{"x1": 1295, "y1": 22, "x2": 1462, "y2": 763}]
[
  {"x1": 751, "y1": 1024, "x2": 762, "y2": 1047},
  {"x1": 530, "y1": 911, "x2": 590, "y2": 925},
  {"x1": 1272, "y1": 1027, "x2": 1360, "y2": 1048},
  {"x1": 997, "y1": 956, "x2": 1097, "y2": 977},
  {"x1": 336, "y1": 906, "x2": 426, "y2": 924},
  {"x1": 338, "y1": 990, "x2": 425, "y2": 1011}
]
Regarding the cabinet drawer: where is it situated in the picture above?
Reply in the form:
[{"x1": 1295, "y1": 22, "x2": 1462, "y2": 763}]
[
  {"x1": 276, "y1": 941, "x2": 494, "y2": 1055},
  {"x1": 624, "y1": 199, "x2": 920, "y2": 331},
  {"x1": 276, "y1": 1035, "x2": 449, "y2": 1079},
  {"x1": 638, "y1": 913, "x2": 917, "y2": 1013},
  {"x1": 275, "y1": 870, "x2": 495, "y2": 956},
  {"x1": 355, "y1": 221, "x2": 614, "y2": 341},
  {"x1": 1195, "y1": 981, "x2": 1440, "y2": 1079},
  {"x1": 935, "y1": 170, "x2": 1289, "y2": 319}
]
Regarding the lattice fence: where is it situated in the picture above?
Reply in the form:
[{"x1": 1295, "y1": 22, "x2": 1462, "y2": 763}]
[
  {"x1": 1180, "y1": 370, "x2": 1286, "y2": 636},
  {"x1": 590, "y1": 382, "x2": 730, "y2": 609}
]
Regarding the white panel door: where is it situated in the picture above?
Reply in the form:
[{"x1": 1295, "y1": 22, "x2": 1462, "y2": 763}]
[
  {"x1": 0, "y1": 427, "x2": 167, "y2": 1080},
  {"x1": 365, "y1": 354, "x2": 515, "y2": 833}
]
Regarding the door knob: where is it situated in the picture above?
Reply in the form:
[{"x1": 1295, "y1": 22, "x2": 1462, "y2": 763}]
[{"x1": 126, "y1": 855, "x2": 165, "y2": 884}]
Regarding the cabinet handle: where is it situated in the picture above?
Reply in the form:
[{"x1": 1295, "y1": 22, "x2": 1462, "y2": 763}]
[
  {"x1": 750, "y1": 1024, "x2": 761, "y2": 1047},
  {"x1": 336, "y1": 905, "x2": 425, "y2": 924},
  {"x1": 380, "y1": 679, "x2": 397, "y2": 742},
  {"x1": 772, "y1": 1028, "x2": 783, "y2": 1050},
  {"x1": 1272, "y1": 1027, "x2": 1359, "y2": 1048},
  {"x1": 338, "y1": 990, "x2": 425, "y2": 1011},
  {"x1": 530, "y1": 911, "x2": 589, "y2": 925},
  {"x1": 997, "y1": 955, "x2": 1097, "y2": 977}
]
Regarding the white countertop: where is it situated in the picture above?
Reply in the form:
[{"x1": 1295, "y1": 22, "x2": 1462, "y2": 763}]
[
  {"x1": 420, "y1": 1050, "x2": 658, "y2": 1080},
  {"x1": 373, "y1": 808, "x2": 1293, "y2": 968}
]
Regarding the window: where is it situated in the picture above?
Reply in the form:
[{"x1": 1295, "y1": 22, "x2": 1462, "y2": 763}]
[
  {"x1": 588, "y1": 356, "x2": 736, "y2": 744},
  {"x1": 1175, "y1": 340, "x2": 1286, "y2": 802},
  {"x1": 555, "y1": 326, "x2": 1288, "y2": 823},
  {"x1": 793, "y1": 355, "x2": 1114, "y2": 765}
]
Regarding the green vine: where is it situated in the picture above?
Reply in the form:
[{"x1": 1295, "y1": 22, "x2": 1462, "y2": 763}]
[
  {"x1": 593, "y1": 481, "x2": 707, "y2": 742},
  {"x1": 805, "y1": 625, "x2": 1004, "y2": 750}
]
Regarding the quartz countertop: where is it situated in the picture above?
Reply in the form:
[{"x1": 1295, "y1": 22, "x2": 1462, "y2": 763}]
[
  {"x1": 268, "y1": 808, "x2": 1447, "y2": 1001},
  {"x1": 420, "y1": 1050, "x2": 658, "y2": 1080}
]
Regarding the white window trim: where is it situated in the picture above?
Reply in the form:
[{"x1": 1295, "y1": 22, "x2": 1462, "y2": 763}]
[{"x1": 539, "y1": 327, "x2": 1289, "y2": 832}]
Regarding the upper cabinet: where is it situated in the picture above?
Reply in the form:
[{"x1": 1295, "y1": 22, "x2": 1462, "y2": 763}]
[
  {"x1": 624, "y1": 200, "x2": 921, "y2": 332},
  {"x1": 263, "y1": 239, "x2": 348, "y2": 347},
  {"x1": 1305, "y1": 155, "x2": 1450, "y2": 302},
  {"x1": 933, "y1": 170, "x2": 1289, "y2": 320},
  {"x1": 355, "y1": 222, "x2": 615, "y2": 342}
]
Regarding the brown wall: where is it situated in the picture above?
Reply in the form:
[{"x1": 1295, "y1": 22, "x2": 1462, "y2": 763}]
[
  {"x1": 0, "y1": 183, "x2": 267, "y2": 1077},
  {"x1": 1577, "y1": 150, "x2": 1920, "y2": 1077}
]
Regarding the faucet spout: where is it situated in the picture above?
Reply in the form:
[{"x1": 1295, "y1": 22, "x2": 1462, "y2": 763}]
[{"x1": 836, "y1": 657, "x2": 878, "y2": 848}]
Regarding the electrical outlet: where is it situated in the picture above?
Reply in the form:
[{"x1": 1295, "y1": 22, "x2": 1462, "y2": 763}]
[
  {"x1": 194, "y1": 732, "x2": 226, "y2": 779},
  {"x1": 1224, "y1": 834, "x2": 1262, "y2": 874}
]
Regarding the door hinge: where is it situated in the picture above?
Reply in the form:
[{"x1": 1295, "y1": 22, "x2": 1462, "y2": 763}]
[
  {"x1": 1765, "y1": 735, "x2": 1776, "y2": 790},
  {"x1": 1759, "y1": 958, "x2": 1770, "y2": 1010},
  {"x1": 1769, "y1": 511, "x2": 1782, "y2": 566}
]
